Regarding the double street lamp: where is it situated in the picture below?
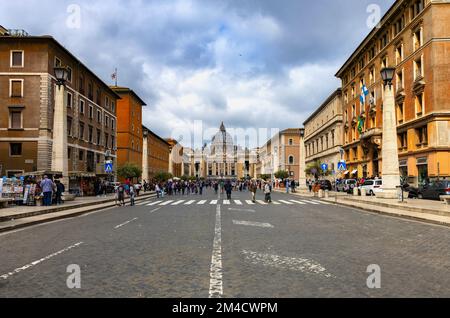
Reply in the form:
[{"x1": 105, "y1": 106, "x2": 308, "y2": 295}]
[{"x1": 378, "y1": 67, "x2": 401, "y2": 199}]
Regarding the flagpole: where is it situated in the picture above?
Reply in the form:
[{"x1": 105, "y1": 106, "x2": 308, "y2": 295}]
[{"x1": 115, "y1": 68, "x2": 118, "y2": 86}]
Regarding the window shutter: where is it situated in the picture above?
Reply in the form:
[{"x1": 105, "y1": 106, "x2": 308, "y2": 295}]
[
  {"x1": 11, "y1": 111, "x2": 21, "y2": 129},
  {"x1": 11, "y1": 81, "x2": 22, "y2": 97}
]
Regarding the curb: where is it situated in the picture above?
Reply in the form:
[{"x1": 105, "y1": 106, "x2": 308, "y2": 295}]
[{"x1": 0, "y1": 193, "x2": 157, "y2": 233}]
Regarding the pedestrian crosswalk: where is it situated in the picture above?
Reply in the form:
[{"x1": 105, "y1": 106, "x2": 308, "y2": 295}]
[{"x1": 136, "y1": 198, "x2": 330, "y2": 207}]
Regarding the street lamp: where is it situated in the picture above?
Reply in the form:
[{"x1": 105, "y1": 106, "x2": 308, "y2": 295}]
[
  {"x1": 378, "y1": 67, "x2": 401, "y2": 199},
  {"x1": 299, "y1": 128, "x2": 307, "y2": 190},
  {"x1": 54, "y1": 67, "x2": 69, "y2": 87},
  {"x1": 51, "y1": 66, "x2": 70, "y2": 192}
]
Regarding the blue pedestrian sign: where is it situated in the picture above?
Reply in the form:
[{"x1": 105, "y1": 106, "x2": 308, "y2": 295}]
[
  {"x1": 105, "y1": 161, "x2": 113, "y2": 173},
  {"x1": 337, "y1": 160, "x2": 347, "y2": 171},
  {"x1": 321, "y1": 163, "x2": 328, "y2": 172}
]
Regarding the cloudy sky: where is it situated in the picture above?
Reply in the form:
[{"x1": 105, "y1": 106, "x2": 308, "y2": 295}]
[{"x1": 1, "y1": 0, "x2": 394, "y2": 147}]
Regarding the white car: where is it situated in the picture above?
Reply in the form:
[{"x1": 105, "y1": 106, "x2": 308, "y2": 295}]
[{"x1": 358, "y1": 179, "x2": 383, "y2": 196}]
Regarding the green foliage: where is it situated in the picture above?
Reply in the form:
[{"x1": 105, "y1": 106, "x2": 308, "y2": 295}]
[
  {"x1": 274, "y1": 170, "x2": 290, "y2": 180},
  {"x1": 259, "y1": 174, "x2": 271, "y2": 181},
  {"x1": 154, "y1": 171, "x2": 173, "y2": 182},
  {"x1": 117, "y1": 163, "x2": 142, "y2": 180},
  {"x1": 305, "y1": 160, "x2": 331, "y2": 179}
]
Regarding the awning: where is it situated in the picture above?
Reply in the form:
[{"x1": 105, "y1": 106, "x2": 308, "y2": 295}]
[
  {"x1": 343, "y1": 171, "x2": 350, "y2": 175},
  {"x1": 351, "y1": 170, "x2": 358, "y2": 174}
]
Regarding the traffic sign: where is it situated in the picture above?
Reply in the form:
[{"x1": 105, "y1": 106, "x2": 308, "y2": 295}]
[
  {"x1": 105, "y1": 162, "x2": 113, "y2": 173},
  {"x1": 321, "y1": 163, "x2": 328, "y2": 171},
  {"x1": 337, "y1": 160, "x2": 347, "y2": 171}
]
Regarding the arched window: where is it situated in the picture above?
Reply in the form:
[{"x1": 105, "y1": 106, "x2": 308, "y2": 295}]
[{"x1": 288, "y1": 156, "x2": 294, "y2": 165}]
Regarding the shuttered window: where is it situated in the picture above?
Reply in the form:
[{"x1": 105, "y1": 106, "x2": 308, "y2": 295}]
[
  {"x1": 11, "y1": 51, "x2": 23, "y2": 67},
  {"x1": 10, "y1": 111, "x2": 22, "y2": 129},
  {"x1": 11, "y1": 80, "x2": 22, "y2": 97}
]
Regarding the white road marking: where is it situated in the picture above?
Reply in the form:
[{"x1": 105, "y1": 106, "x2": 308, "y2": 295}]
[
  {"x1": 241, "y1": 250, "x2": 335, "y2": 278},
  {"x1": 272, "y1": 201, "x2": 281, "y2": 205},
  {"x1": 209, "y1": 205, "x2": 223, "y2": 298},
  {"x1": 228, "y1": 208, "x2": 256, "y2": 213},
  {"x1": 232, "y1": 220, "x2": 274, "y2": 228},
  {"x1": 114, "y1": 217, "x2": 138, "y2": 229},
  {"x1": 1, "y1": 242, "x2": 84, "y2": 280},
  {"x1": 185, "y1": 200, "x2": 196, "y2": 205},
  {"x1": 311, "y1": 199, "x2": 330, "y2": 205},
  {"x1": 210, "y1": 200, "x2": 218, "y2": 205},
  {"x1": 245, "y1": 200, "x2": 255, "y2": 205},
  {"x1": 171, "y1": 200, "x2": 185, "y2": 206},
  {"x1": 302, "y1": 200, "x2": 320, "y2": 205},
  {"x1": 150, "y1": 207, "x2": 161, "y2": 213},
  {"x1": 136, "y1": 200, "x2": 151, "y2": 206},
  {"x1": 256, "y1": 200, "x2": 267, "y2": 205},
  {"x1": 234, "y1": 200, "x2": 243, "y2": 205},
  {"x1": 198, "y1": 200, "x2": 207, "y2": 205},
  {"x1": 290, "y1": 200, "x2": 306, "y2": 205},
  {"x1": 159, "y1": 200, "x2": 174, "y2": 206},
  {"x1": 223, "y1": 200, "x2": 230, "y2": 205},
  {"x1": 147, "y1": 201, "x2": 162, "y2": 206},
  {"x1": 278, "y1": 200, "x2": 294, "y2": 205}
]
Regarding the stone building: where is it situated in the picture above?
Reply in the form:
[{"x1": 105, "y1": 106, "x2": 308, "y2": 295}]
[
  {"x1": 0, "y1": 29, "x2": 119, "y2": 190},
  {"x1": 111, "y1": 86, "x2": 146, "y2": 181},
  {"x1": 142, "y1": 126, "x2": 170, "y2": 181},
  {"x1": 304, "y1": 89, "x2": 344, "y2": 179},
  {"x1": 335, "y1": 0, "x2": 450, "y2": 185}
]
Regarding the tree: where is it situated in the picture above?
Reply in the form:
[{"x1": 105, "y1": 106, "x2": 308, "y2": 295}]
[
  {"x1": 154, "y1": 172, "x2": 173, "y2": 182},
  {"x1": 275, "y1": 170, "x2": 289, "y2": 180},
  {"x1": 259, "y1": 174, "x2": 271, "y2": 181},
  {"x1": 117, "y1": 163, "x2": 142, "y2": 180}
]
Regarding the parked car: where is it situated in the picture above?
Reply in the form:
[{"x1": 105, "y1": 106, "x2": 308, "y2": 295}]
[
  {"x1": 318, "y1": 180, "x2": 332, "y2": 191},
  {"x1": 418, "y1": 180, "x2": 450, "y2": 200},
  {"x1": 402, "y1": 183, "x2": 419, "y2": 198},
  {"x1": 336, "y1": 179, "x2": 357, "y2": 193},
  {"x1": 358, "y1": 179, "x2": 383, "y2": 196}
]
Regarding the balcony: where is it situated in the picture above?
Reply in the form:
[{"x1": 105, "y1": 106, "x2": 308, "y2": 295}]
[{"x1": 360, "y1": 128, "x2": 382, "y2": 140}]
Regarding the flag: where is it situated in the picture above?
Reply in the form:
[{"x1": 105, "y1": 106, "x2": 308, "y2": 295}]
[
  {"x1": 357, "y1": 116, "x2": 365, "y2": 134},
  {"x1": 362, "y1": 84, "x2": 369, "y2": 96},
  {"x1": 111, "y1": 70, "x2": 117, "y2": 80},
  {"x1": 360, "y1": 93, "x2": 365, "y2": 104}
]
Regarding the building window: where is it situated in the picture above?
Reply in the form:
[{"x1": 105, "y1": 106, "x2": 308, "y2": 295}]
[
  {"x1": 111, "y1": 119, "x2": 115, "y2": 131},
  {"x1": 66, "y1": 92, "x2": 73, "y2": 108},
  {"x1": 54, "y1": 57, "x2": 62, "y2": 67},
  {"x1": 67, "y1": 67, "x2": 72, "y2": 83},
  {"x1": 11, "y1": 51, "x2": 24, "y2": 67},
  {"x1": 288, "y1": 139, "x2": 293, "y2": 146},
  {"x1": 381, "y1": 55, "x2": 388, "y2": 69},
  {"x1": 396, "y1": 103, "x2": 404, "y2": 124},
  {"x1": 288, "y1": 156, "x2": 294, "y2": 165},
  {"x1": 412, "y1": 0, "x2": 425, "y2": 18},
  {"x1": 396, "y1": 69, "x2": 404, "y2": 90},
  {"x1": 79, "y1": 122, "x2": 85, "y2": 140},
  {"x1": 96, "y1": 129, "x2": 101, "y2": 145},
  {"x1": 89, "y1": 105, "x2": 94, "y2": 119},
  {"x1": 352, "y1": 105, "x2": 356, "y2": 117},
  {"x1": 369, "y1": 46, "x2": 376, "y2": 60},
  {"x1": 88, "y1": 126, "x2": 93, "y2": 143},
  {"x1": 10, "y1": 79, "x2": 23, "y2": 97},
  {"x1": 97, "y1": 110, "x2": 102, "y2": 123},
  {"x1": 88, "y1": 82, "x2": 93, "y2": 101},
  {"x1": 79, "y1": 100, "x2": 85, "y2": 114},
  {"x1": 331, "y1": 130, "x2": 335, "y2": 146},
  {"x1": 380, "y1": 32, "x2": 389, "y2": 49},
  {"x1": 415, "y1": 93, "x2": 424, "y2": 117},
  {"x1": 67, "y1": 117, "x2": 73, "y2": 136},
  {"x1": 105, "y1": 96, "x2": 110, "y2": 109},
  {"x1": 414, "y1": 56, "x2": 423, "y2": 80},
  {"x1": 68, "y1": 147, "x2": 71, "y2": 159},
  {"x1": 413, "y1": 27, "x2": 423, "y2": 51},
  {"x1": 105, "y1": 133, "x2": 109, "y2": 149},
  {"x1": 9, "y1": 110, "x2": 22, "y2": 129},
  {"x1": 105, "y1": 115, "x2": 109, "y2": 128},
  {"x1": 398, "y1": 132, "x2": 408, "y2": 151},
  {"x1": 111, "y1": 136, "x2": 115, "y2": 149},
  {"x1": 96, "y1": 154, "x2": 101, "y2": 164},
  {"x1": 415, "y1": 125, "x2": 428, "y2": 146},
  {"x1": 10, "y1": 143, "x2": 22, "y2": 156},
  {"x1": 395, "y1": 44, "x2": 403, "y2": 64},
  {"x1": 96, "y1": 89, "x2": 101, "y2": 106},
  {"x1": 369, "y1": 67, "x2": 375, "y2": 84},
  {"x1": 79, "y1": 75, "x2": 85, "y2": 94},
  {"x1": 79, "y1": 150, "x2": 84, "y2": 161}
]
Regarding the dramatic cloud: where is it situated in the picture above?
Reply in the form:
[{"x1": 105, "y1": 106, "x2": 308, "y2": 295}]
[{"x1": 0, "y1": 0, "x2": 394, "y2": 147}]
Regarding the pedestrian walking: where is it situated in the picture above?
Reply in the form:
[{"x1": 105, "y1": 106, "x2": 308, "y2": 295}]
[
  {"x1": 40, "y1": 175, "x2": 54, "y2": 206},
  {"x1": 249, "y1": 181, "x2": 257, "y2": 203},
  {"x1": 55, "y1": 179, "x2": 65, "y2": 205},
  {"x1": 117, "y1": 184, "x2": 125, "y2": 206},
  {"x1": 224, "y1": 181, "x2": 232, "y2": 200},
  {"x1": 129, "y1": 184, "x2": 136, "y2": 206},
  {"x1": 264, "y1": 182, "x2": 272, "y2": 203}
]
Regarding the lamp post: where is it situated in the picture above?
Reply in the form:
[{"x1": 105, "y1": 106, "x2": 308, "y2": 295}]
[
  {"x1": 51, "y1": 67, "x2": 70, "y2": 191},
  {"x1": 379, "y1": 67, "x2": 401, "y2": 199},
  {"x1": 299, "y1": 128, "x2": 307, "y2": 190},
  {"x1": 142, "y1": 129, "x2": 149, "y2": 183}
]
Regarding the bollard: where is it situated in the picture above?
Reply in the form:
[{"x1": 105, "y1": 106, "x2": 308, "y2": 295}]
[
  {"x1": 353, "y1": 187, "x2": 359, "y2": 196},
  {"x1": 325, "y1": 190, "x2": 329, "y2": 198},
  {"x1": 318, "y1": 189, "x2": 324, "y2": 198},
  {"x1": 361, "y1": 188, "x2": 367, "y2": 197}
]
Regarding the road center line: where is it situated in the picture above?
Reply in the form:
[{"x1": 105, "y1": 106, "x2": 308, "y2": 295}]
[
  {"x1": 150, "y1": 207, "x2": 162, "y2": 213},
  {"x1": 209, "y1": 204, "x2": 223, "y2": 298},
  {"x1": 228, "y1": 208, "x2": 256, "y2": 213},
  {"x1": 0, "y1": 242, "x2": 84, "y2": 280},
  {"x1": 114, "y1": 218, "x2": 138, "y2": 229}
]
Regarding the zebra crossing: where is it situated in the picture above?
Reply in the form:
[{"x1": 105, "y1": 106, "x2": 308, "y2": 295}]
[{"x1": 136, "y1": 198, "x2": 329, "y2": 207}]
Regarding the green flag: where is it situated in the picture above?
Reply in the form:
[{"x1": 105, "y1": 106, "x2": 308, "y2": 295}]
[{"x1": 357, "y1": 116, "x2": 364, "y2": 134}]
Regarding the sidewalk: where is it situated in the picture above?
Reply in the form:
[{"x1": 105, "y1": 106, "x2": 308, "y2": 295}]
[
  {"x1": 0, "y1": 192, "x2": 157, "y2": 233},
  {"x1": 275, "y1": 188, "x2": 450, "y2": 227}
]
